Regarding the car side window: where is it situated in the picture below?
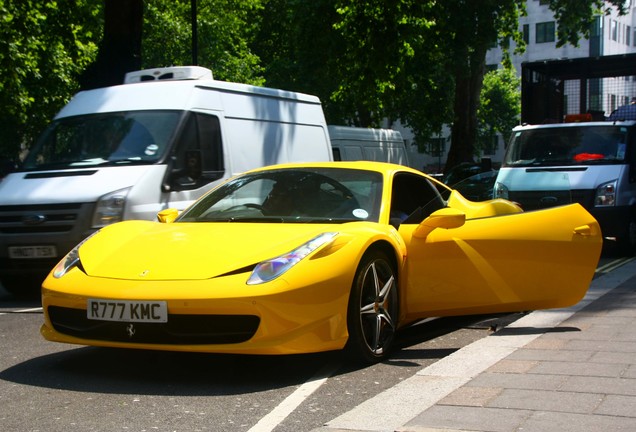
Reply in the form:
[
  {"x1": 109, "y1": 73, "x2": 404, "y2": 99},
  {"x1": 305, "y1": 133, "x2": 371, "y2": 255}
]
[{"x1": 390, "y1": 172, "x2": 445, "y2": 226}]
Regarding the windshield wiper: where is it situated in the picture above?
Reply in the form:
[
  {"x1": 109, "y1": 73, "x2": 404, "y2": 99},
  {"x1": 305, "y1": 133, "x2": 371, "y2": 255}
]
[
  {"x1": 19, "y1": 161, "x2": 80, "y2": 171},
  {"x1": 99, "y1": 158, "x2": 156, "y2": 166}
]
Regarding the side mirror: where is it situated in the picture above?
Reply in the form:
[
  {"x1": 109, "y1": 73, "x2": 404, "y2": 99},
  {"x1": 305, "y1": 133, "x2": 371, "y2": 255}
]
[
  {"x1": 413, "y1": 208, "x2": 466, "y2": 239},
  {"x1": 157, "y1": 208, "x2": 179, "y2": 223},
  {"x1": 163, "y1": 150, "x2": 204, "y2": 192}
]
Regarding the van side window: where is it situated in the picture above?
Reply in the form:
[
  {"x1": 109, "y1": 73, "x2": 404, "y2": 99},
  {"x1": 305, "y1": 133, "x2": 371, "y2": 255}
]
[
  {"x1": 390, "y1": 172, "x2": 445, "y2": 226},
  {"x1": 332, "y1": 148, "x2": 342, "y2": 161},
  {"x1": 171, "y1": 113, "x2": 224, "y2": 190}
]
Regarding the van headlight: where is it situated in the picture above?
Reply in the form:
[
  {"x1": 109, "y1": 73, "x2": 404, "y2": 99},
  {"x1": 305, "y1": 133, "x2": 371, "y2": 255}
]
[
  {"x1": 493, "y1": 181, "x2": 509, "y2": 199},
  {"x1": 595, "y1": 180, "x2": 617, "y2": 207},
  {"x1": 92, "y1": 187, "x2": 130, "y2": 228}
]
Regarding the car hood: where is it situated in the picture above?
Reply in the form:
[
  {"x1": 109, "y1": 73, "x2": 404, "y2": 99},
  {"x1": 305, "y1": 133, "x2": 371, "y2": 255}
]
[{"x1": 79, "y1": 221, "x2": 340, "y2": 280}]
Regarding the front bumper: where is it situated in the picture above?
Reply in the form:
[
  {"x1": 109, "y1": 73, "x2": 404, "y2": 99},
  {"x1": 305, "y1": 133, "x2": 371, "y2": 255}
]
[{"x1": 40, "y1": 266, "x2": 353, "y2": 355}]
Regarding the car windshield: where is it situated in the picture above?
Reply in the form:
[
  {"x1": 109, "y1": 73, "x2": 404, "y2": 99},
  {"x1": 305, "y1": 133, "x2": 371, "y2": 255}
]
[
  {"x1": 178, "y1": 168, "x2": 384, "y2": 223},
  {"x1": 21, "y1": 110, "x2": 182, "y2": 170},
  {"x1": 503, "y1": 125, "x2": 629, "y2": 167}
]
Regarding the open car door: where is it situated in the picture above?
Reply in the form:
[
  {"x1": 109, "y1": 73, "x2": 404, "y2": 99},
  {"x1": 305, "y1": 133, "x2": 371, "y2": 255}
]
[{"x1": 398, "y1": 199, "x2": 602, "y2": 322}]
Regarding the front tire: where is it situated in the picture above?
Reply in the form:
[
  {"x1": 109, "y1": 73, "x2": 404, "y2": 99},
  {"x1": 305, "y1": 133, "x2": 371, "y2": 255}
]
[
  {"x1": 345, "y1": 250, "x2": 398, "y2": 364},
  {"x1": 617, "y1": 216, "x2": 636, "y2": 256}
]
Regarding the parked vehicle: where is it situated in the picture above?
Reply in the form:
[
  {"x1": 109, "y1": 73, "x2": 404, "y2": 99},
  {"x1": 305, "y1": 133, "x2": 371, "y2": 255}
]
[
  {"x1": 329, "y1": 125, "x2": 408, "y2": 166},
  {"x1": 41, "y1": 161, "x2": 602, "y2": 363},
  {"x1": 0, "y1": 66, "x2": 333, "y2": 295},
  {"x1": 443, "y1": 159, "x2": 497, "y2": 201},
  {"x1": 494, "y1": 120, "x2": 636, "y2": 253}
]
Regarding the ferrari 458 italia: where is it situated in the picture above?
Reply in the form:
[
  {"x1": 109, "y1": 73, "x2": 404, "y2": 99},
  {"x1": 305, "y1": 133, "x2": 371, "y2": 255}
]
[{"x1": 41, "y1": 162, "x2": 602, "y2": 363}]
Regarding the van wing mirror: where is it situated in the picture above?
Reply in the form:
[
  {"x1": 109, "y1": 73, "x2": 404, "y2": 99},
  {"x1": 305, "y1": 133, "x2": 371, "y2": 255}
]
[
  {"x1": 157, "y1": 208, "x2": 179, "y2": 223},
  {"x1": 164, "y1": 150, "x2": 204, "y2": 193},
  {"x1": 413, "y1": 208, "x2": 466, "y2": 239}
]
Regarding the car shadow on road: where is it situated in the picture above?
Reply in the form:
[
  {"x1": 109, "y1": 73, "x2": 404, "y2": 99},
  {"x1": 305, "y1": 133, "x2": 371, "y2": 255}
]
[
  {"x1": 0, "y1": 346, "x2": 347, "y2": 396},
  {"x1": 1, "y1": 312, "x2": 500, "y2": 396}
]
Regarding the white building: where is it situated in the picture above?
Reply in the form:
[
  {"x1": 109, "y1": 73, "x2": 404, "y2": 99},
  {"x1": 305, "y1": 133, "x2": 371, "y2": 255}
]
[{"x1": 403, "y1": 0, "x2": 636, "y2": 173}]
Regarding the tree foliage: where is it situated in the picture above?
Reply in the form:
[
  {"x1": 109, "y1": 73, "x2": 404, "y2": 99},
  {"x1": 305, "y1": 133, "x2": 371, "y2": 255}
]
[
  {"x1": 0, "y1": 0, "x2": 629, "y2": 167},
  {"x1": 253, "y1": 0, "x2": 348, "y2": 122},
  {"x1": 477, "y1": 67, "x2": 521, "y2": 154},
  {"x1": 143, "y1": 0, "x2": 265, "y2": 84},
  {"x1": 431, "y1": 0, "x2": 525, "y2": 171},
  {"x1": 254, "y1": 0, "x2": 625, "y2": 172},
  {"x1": 0, "y1": 0, "x2": 100, "y2": 159},
  {"x1": 79, "y1": 0, "x2": 142, "y2": 90}
]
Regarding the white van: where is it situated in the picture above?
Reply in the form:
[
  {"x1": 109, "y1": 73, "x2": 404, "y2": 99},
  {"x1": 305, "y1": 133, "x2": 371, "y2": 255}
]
[
  {"x1": 0, "y1": 66, "x2": 332, "y2": 295},
  {"x1": 494, "y1": 120, "x2": 636, "y2": 253},
  {"x1": 328, "y1": 125, "x2": 409, "y2": 166}
]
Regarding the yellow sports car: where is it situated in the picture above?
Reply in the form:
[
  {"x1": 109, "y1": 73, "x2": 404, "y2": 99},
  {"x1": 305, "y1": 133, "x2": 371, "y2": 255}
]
[{"x1": 41, "y1": 161, "x2": 602, "y2": 363}]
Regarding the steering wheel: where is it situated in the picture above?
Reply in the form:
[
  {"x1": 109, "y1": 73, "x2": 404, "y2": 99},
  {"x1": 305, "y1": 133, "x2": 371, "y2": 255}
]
[
  {"x1": 224, "y1": 203, "x2": 264, "y2": 212},
  {"x1": 295, "y1": 173, "x2": 360, "y2": 217}
]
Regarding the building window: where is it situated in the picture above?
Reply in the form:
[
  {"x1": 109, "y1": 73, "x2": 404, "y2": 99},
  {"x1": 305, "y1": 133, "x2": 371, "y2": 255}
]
[
  {"x1": 628, "y1": 26, "x2": 631, "y2": 45},
  {"x1": 482, "y1": 135, "x2": 498, "y2": 156},
  {"x1": 522, "y1": 24, "x2": 530, "y2": 44},
  {"x1": 591, "y1": 16, "x2": 601, "y2": 37},
  {"x1": 611, "y1": 20, "x2": 618, "y2": 41},
  {"x1": 610, "y1": 94, "x2": 617, "y2": 113},
  {"x1": 536, "y1": 22, "x2": 555, "y2": 43},
  {"x1": 422, "y1": 137, "x2": 446, "y2": 157}
]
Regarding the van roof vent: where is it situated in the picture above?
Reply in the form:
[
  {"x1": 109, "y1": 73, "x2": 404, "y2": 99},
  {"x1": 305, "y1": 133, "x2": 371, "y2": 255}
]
[{"x1": 124, "y1": 66, "x2": 213, "y2": 84}]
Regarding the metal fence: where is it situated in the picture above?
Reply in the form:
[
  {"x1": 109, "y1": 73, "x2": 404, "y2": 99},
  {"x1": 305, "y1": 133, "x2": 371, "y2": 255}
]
[{"x1": 521, "y1": 53, "x2": 636, "y2": 124}]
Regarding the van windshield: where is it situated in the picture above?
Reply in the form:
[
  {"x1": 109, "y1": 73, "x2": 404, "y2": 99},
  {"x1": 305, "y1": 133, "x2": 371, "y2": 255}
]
[
  {"x1": 503, "y1": 125, "x2": 629, "y2": 167},
  {"x1": 21, "y1": 111, "x2": 182, "y2": 170}
]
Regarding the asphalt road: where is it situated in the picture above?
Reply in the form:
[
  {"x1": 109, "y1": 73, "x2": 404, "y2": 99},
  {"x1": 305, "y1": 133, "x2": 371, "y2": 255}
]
[{"x1": 0, "y1": 254, "x2": 627, "y2": 432}]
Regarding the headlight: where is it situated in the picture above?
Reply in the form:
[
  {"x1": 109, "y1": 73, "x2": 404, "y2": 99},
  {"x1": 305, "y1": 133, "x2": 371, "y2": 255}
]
[
  {"x1": 53, "y1": 231, "x2": 99, "y2": 278},
  {"x1": 493, "y1": 181, "x2": 508, "y2": 199},
  {"x1": 247, "y1": 232, "x2": 338, "y2": 285},
  {"x1": 92, "y1": 187, "x2": 130, "y2": 228},
  {"x1": 595, "y1": 180, "x2": 617, "y2": 207}
]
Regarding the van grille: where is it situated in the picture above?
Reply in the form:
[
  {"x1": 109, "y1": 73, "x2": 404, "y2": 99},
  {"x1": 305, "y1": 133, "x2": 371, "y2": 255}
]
[
  {"x1": 508, "y1": 189, "x2": 595, "y2": 211},
  {"x1": 0, "y1": 203, "x2": 84, "y2": 234}
]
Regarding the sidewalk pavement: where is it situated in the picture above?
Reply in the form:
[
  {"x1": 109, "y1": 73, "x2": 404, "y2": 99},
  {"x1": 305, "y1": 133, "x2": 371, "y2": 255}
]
[{"x1": 316, "y1": 258, "x2": 636, "y2": 432}]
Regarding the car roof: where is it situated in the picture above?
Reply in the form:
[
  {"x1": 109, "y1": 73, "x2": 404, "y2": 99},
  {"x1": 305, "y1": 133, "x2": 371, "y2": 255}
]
[{"x1": 243, "y1": 161, "x2": 423, "y2": 176}]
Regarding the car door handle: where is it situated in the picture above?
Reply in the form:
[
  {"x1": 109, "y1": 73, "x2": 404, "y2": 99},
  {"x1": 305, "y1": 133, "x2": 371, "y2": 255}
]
[{"x1": 573, "y1": 225, "x2": 593, "y2": 236}]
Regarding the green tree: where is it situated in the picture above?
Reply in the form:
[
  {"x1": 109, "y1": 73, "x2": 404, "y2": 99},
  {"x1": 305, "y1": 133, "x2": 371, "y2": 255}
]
[
  {"x1": 0, "y1": 0, "x2": 101, "y2": 160},
  {"x1": 477, "y1": 66, "x2": 520, "y2": 156},
  {"x1": 253, "y1": 0, "x2": 348, "y2": 122},
  {"x1": 433, "y1": 0, "x2": 522, "y2": 171},
  {"x1": 260, "y1": 0, "x2": 626, "y2": 173},
  {"x1": 255, "y1": 0, "x2": 454, "y2": 140},
  {"x1": 143, "y1": 0, "x2": 265, "y2": 84},
  {"x1": 79, "y1": 0, "x2": 142, "y2": 90},
  {"x1": 436, "y1": 0, "x2": 626, "y2": 172}
]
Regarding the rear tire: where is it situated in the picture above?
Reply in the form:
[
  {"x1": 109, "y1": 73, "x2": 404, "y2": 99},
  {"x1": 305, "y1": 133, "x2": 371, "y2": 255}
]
[{"x1": 345, "y1": 250, "x2": 398, "y2": 364}]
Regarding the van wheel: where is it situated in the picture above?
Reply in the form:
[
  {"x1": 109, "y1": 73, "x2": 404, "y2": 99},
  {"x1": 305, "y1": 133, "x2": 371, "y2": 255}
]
[
  {"x1": 619, "y1": 217, "x2": 636, "y2": 256},
  {"x1": 1, "y1": 275, "x2": 43, "y2": 299},
  {"x1": 345, "y1": 250, "x2": 398, "y2": 364}
]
